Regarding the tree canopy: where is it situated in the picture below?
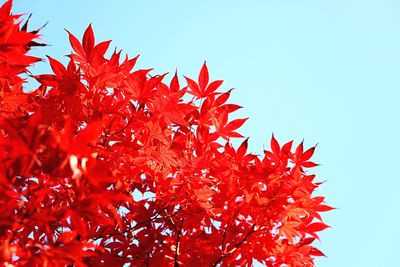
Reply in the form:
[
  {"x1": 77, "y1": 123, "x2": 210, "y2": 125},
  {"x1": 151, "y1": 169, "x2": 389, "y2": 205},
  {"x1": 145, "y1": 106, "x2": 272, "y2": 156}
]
[{"x1": 0, "y1": 1, "x2": 332, "y2": 266}]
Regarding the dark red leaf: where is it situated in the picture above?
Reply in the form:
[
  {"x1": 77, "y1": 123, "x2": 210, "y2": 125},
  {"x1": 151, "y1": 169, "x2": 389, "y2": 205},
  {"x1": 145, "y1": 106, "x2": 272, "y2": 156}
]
[
  {"x1": 302, "y1": 161, "x2": 319, "y2": 168},
  {"x1": 306, "y1": 222, "x2": 330, "y2": 233},
  {"x1": 82, "y1": 24, "x2": 95, "y2": 56},
  {"x1": 206, "y1": 80, "x2": 223, "y2": 95},
  {"x1": 184, "y1": 76, "x2": 201, "y2": 98},
  {"x1": 66, "y1": 29, "x2": 85, "y2": 57},
  {"x1": 237, "y1": 137, "x2": 249, "y2": 159},
  {"x1": 198, "y1": 62, "x2": 209, "y2": 91},
  {"x1": 214, "y1": 89, "x2": 232, "y2": 107},
  {"x1": 224, "y1": 118, "x2": 248, "y2": 132},
  {"x1": 271, "y1": 134, "x2": 280, "y2": 155},
  {"x1": 47, "y1": 56, "x2": 66, "y2": 76},
  {"x1": 302, "y1": 146, "x2": 316, "y2": 162},
  {"x1": 170, "y1": 71, "x2": 180, "y2": 92}
]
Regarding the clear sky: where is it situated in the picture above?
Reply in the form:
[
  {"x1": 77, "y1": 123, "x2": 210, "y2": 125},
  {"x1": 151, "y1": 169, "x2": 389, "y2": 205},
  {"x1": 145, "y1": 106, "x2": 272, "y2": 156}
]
[{"x1": 13, "y1": 0, "x2": 400, "y2": 266}]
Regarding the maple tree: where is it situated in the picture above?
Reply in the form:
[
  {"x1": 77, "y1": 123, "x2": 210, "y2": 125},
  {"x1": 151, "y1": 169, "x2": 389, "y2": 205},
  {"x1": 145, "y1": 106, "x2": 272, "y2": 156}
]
[{"x1": 0, "y1": 1, "x2": 332, "y2": 266}]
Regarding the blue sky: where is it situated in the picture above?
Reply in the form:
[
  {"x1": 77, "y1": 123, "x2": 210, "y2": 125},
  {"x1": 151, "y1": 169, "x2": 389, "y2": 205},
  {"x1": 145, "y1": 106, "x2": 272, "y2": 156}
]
[{"x1": 13, "y1": 0, "x2": 400, "y2": 266}]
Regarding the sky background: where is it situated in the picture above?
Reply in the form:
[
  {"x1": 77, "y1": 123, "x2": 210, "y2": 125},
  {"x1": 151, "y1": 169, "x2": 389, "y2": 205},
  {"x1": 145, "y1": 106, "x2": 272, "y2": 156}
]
[{"x1": 12, "y1": 0, "x2": 400, "y2": 266}]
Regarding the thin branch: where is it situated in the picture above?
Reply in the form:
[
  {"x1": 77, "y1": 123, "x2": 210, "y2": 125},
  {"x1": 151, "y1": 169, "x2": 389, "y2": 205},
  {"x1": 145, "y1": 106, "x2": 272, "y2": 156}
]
[
  {"x1": 174, "y1": 218, "x2": 184, "y2": 267},
  {"x1": 212, "y1": 178, "x2": 287, "y2": 266}
]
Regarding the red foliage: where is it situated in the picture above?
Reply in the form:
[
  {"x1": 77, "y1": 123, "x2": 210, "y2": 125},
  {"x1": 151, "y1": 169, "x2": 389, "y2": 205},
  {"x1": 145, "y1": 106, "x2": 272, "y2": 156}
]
[{"x1": 0, "y1": 1, "x2": 332, "y2": 266}]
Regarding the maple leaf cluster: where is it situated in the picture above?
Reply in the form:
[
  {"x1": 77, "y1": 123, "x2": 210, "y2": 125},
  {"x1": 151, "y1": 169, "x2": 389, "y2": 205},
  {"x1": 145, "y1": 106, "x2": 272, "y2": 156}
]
[{"x1": 0, "y1": 1, "x2": 332, "y2": 266}]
